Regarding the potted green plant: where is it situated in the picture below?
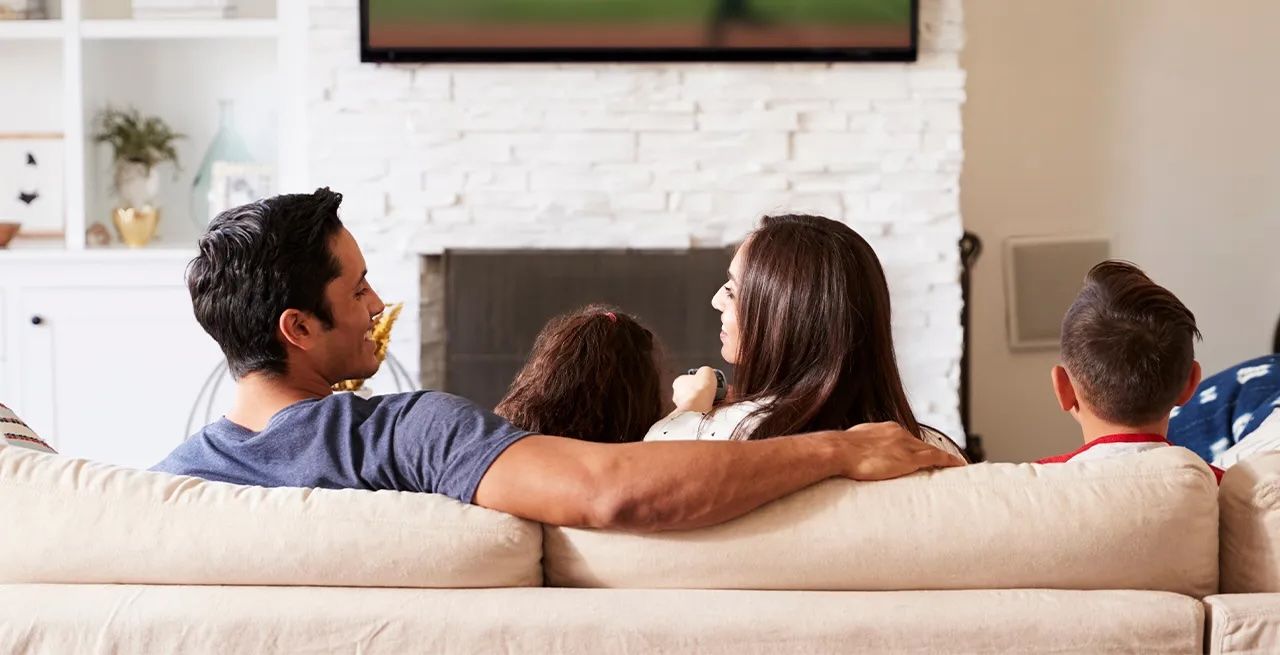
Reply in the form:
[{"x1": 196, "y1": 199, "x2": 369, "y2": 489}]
[{"x1": 92, "y1": 107, "x2": 182, "y2": 246}]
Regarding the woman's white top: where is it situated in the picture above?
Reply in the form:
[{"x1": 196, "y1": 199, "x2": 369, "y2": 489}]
[
  {"x1": 644, "y1": 401, "x2": 967, "y2": 461},
  {"x1": 644, "y1": 401, "x2": 768, "y2": 442}
]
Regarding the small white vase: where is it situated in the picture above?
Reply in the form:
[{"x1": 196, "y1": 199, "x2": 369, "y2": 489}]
[{"x1": 114, "y1": 161, "x2": 159, "y2": 209}]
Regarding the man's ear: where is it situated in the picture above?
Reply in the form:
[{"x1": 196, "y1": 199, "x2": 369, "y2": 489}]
[
  {"x1": 278, "y1": 308, "x2": 314, "y2": 350},
  {"x1": 1051, "y1": 365, "x2": 1079, "y2": 413},
  {"x1": 1175, "y1": 360, "x2": 1203, "y2": 406}
]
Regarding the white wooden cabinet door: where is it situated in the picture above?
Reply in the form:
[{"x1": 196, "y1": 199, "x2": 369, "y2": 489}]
[{"x1": 18, "y1": 283, "x2": 226, "y2": 469}]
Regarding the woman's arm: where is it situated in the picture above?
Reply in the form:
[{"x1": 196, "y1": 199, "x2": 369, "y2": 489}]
[{"x1": 474, "y1": 422, "x2": 963, "y2": 531}]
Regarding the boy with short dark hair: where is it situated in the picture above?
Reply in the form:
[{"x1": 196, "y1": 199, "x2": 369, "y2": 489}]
[{"x1": 1037, "y1": 260, "x2": 1220, "y2": 480}]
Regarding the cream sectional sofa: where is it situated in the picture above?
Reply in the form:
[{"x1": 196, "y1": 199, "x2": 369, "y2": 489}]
[{"x1": 0, "y1": 443, "x2": 1275, "y2": 654}]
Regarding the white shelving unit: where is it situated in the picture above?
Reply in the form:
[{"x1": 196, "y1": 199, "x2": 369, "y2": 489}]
[
  {"x1": 0, "y1": 0, "x2": 306, "y2": 253},
  {"x1": 0, "y1": 1, "x2": 312, "y2": 465}
]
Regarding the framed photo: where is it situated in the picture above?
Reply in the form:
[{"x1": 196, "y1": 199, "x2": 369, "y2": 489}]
[
  {"x1": 1002, "y1": 234, "x2": 1111, "y2": 351},
  {"x1": 0, "y1": 133, "x2": 64, "y2": 238},
  {"x1": 207, "y1": 161, "x2": 274, "y2": 222}
]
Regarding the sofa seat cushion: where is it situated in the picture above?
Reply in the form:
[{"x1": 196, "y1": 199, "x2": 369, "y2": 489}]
[
  {"x1": 0, "y1": 585, "x2": 1203, "y2": 654},
  {"x1": 1206, "y1": 594, "x2": 1280, "y2": 655},
  {"x1": 0, "y1": 446, "x2": 541, "y2": 588},
  {"x1": 546, "y1": 447, "x2": 1219, "y2": 596},
  {"x1": 1220, "y1": 452, "x2": 1280, "y2": 592}
]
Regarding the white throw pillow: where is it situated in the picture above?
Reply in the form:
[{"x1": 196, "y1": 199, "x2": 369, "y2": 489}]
[
  {"x1": 0, "y1": 402, "x2": 55, "y2": 454},
  {"x1": 1215, "y1": 407, "x2": 1280, "y2": 469}
]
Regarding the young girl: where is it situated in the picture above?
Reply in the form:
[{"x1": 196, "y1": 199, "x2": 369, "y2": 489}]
[
  {"x1": 645, "y1": 214, "x2": 965, "y2": 460},
  {"x1": 495, "y1": 305, "x2": 665, "y2": 443}
]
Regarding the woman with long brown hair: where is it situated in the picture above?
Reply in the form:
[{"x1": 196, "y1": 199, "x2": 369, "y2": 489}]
[
  {"x1": 495, "y1": 304, "x2": 665, "y2": 443},
  {"x1": 645, "y1": 214, "x2": 964, "y2": 459}
]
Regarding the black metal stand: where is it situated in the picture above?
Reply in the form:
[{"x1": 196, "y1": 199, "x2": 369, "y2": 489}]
[{"x1": 959, "y1": 231, "x2": 986, "y2": 463}]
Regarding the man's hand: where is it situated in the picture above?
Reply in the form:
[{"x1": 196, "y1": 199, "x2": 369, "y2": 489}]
[
  {"x1": 831, "y1": 421, "x2": 965, "y2": 481},
  {"x1": 672, "y1": 366, "x2": 718, "y2": 413}
]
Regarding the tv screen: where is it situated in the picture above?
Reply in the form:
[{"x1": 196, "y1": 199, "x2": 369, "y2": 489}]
[{"x1": 361, "y1": 0, "x2": 917, "y2": 63}]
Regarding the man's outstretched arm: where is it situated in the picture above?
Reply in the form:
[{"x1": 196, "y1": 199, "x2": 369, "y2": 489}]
[{"x1": 473, "y1": 422, "x2": 962, "y2": 532}]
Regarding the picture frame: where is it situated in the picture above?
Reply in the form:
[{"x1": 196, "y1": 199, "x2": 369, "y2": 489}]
[
  {"x1": 1002, "y1": 234, "x2": 1111, "y2": 351},
  {"x1": 0, "y1": 132, "x2": 65, "y2": 239},
  {"x1": 207, "y1": 161, "x2": 274, "y2": 223}
]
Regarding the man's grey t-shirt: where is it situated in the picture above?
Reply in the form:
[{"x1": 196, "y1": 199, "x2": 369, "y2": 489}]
[{"x1": 151, "y1": 391, "x2": 532, "y2": 503}]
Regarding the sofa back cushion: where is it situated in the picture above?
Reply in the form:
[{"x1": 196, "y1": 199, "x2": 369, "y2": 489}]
[
  {"x1": 545, "y1": 447, "x2": 1219, "y2": 597},
  {"x1": 1220, "y1": 450, "x2": 1280, "y2": 593},
  {"x1": 0, "y1": 445, "x2": 542, "y2": 588}
]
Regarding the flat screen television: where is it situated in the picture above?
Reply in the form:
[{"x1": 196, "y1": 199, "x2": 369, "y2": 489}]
[{"x1": 361, "y1": 0, "x2": 917, "y2": 63}]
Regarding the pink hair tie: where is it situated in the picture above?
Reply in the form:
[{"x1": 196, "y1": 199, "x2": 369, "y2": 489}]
[{"x1": 604, "y1": 312, "x2": 617, "y2": 322}]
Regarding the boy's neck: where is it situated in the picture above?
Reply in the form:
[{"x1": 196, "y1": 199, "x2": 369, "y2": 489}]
[{"x1": 1077, "y1": 411, "x2": 1171, "y2": 445}]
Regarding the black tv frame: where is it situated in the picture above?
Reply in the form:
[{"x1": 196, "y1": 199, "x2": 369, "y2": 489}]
[{"x1": 360, "y1": 0, "x2": 918, "y2": 64}]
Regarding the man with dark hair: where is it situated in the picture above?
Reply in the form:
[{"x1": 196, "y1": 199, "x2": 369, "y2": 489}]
[
  {"x1": 153, "y1": 188, "x2": 962, "y2": 531},
  {"x1": 1037, "y1": 260, "x2": 1217, "y2": 478}
]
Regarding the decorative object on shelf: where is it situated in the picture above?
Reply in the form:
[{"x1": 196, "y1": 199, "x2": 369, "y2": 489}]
[
  {"x1": 191, "y1": 99, "x2": 255, "y2": 228},
  {"x1": 0, "y1": 132, "x2": 64, "y2": 239},
  {"x1": 111, "y1": 206, "x2": 160, "y2": 248},
  {"x1": 0, "y1": 222, "x2": 18, "y2": 248},
  {"x1": 0, "y1": 0, "x2": 45, "y2": 20},
  {"x1": 208, "y1": 161, "x2": 274, "y2": 220},
  {"x1": 334, "y1": 302, "x2": 405, "y2": 393},
  {"x1": 85, "y1": 221, "x2": 111, "y2": 247},
  {"x1": 131, "y1": 0, "x2": 236, "y2": 20},
  {"x1": 93, "y1": 107, "x2": 183, "y2": 247}
]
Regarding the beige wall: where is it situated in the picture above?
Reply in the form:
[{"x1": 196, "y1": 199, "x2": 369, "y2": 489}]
[{"x1": 962, "y1": 0, "x2": 1280, "y2": 462}]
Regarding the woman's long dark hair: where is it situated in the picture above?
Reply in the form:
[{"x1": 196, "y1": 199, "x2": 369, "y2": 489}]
[
  {"x1": 495, "y1": 305, "x2": 664, "y2": 443},
  {"x1": 730, "y1": 214, "x2": 923, "y2": 440}
]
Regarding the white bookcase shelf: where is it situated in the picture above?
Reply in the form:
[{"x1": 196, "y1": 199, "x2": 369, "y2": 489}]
[
  {"x1": 0, "y1": 19, "x2": 64, "y2": 39},
  {"x1": 81, "y1": 18, "x2": 278, "y2": 40},
  {"x1": 0, "y1": 0, "x2": 305, "y2": 254}
]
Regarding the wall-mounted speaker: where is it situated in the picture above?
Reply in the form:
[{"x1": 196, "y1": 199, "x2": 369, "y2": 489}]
[{"x1": 1003, "y1": 235, "x2": 1111, "y2": 351}]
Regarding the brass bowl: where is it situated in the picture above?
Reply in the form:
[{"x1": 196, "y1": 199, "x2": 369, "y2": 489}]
[
  {"x1": 112, "y1": 206, "x2": 160, "y2": 248},
  {"x1": 0, "y1": 222, "x2": 18, "y2": 248}
]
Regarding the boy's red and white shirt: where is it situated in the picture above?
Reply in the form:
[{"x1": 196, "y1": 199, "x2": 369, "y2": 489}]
[{"x1": 1036, "y1": 433, "x2": 1224, "y2": 483}]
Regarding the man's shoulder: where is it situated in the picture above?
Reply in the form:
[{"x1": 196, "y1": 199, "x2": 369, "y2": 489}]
[{"x1": 360, "y1": 390, "x2": 481, "y2": 414}]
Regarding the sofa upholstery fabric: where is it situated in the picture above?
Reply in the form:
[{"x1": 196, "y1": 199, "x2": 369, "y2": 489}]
[
  {"x1": 546, "y1": 448, "x2": 1219, "y2": 596},
  {"x1": 0, "y1": 445, "x2": 542, "y2": 588},
  {"x1": 1220, "y1": 452, "x2": 1280, "y2": 593},
  {"x1": 1206, "y1": 594, "x2": 1280, "y2": 655},
  {"x1": 0, "y1": 585, "x2": 1203, "y2": 654}
]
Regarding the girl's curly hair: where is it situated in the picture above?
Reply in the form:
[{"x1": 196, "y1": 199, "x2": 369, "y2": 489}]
[{"x1": 495, "y1": 305, "x2": 664, "y2": 443}]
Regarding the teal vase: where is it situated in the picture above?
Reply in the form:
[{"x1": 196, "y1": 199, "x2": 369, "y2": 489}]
[{"x1": 190, "y1": 99, "x2": 254, "y2": 228}]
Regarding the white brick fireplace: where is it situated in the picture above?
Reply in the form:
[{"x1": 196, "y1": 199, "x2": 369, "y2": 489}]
[{"x1": 304, "y1": 0, "x2": 968, "y2": 443}]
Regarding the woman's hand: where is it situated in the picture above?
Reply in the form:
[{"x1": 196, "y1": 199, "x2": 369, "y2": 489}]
[{"x1": 672, "y1": 366, "x2": 719, "y2": 413}]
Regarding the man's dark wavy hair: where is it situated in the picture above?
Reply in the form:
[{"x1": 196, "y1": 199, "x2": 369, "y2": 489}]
[{"x1": 187, "y1": 188, "x2": 345, "y2": 379}]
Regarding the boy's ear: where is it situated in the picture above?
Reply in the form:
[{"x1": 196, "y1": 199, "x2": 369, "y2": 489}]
[
  {"x1": 1051, "y1": 365, "x2": 1079, "y2": 413},
  {"x1": 278, "y1": 308, "x2": 314, "y2": 350},
  {"x1": 1174, "y1": 360, "x2": 1203, "y2": 407}
]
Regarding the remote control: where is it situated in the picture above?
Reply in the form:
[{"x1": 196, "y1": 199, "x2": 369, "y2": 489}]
[{"x1": 687, "y1": 367, "x2": 728, "y2": 402}]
